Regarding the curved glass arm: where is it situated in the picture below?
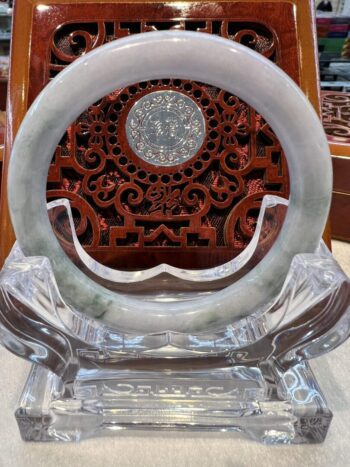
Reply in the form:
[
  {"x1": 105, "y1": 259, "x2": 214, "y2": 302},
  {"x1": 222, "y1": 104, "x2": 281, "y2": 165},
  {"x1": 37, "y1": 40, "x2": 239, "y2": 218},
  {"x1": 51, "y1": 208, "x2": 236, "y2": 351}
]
[
  {"x1": 0, "y1": 195, "x2": 349, "y2": 371},
  {"x1": 47, "y1": 194, "x2": 287, "y2": 295}
]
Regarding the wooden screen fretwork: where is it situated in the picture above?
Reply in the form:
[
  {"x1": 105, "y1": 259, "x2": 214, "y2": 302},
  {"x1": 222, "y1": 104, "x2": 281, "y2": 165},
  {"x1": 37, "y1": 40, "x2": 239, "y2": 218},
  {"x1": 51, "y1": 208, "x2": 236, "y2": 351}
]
[
  {"x1": 42, "y1": 17, "x2": 290, "y2": 269},
  {"x1": 322, "y1": 91, "x2": 350, "y2": 144},
  {"x1": 1, "y1": 0, "x2": 324, "y2": 269}
]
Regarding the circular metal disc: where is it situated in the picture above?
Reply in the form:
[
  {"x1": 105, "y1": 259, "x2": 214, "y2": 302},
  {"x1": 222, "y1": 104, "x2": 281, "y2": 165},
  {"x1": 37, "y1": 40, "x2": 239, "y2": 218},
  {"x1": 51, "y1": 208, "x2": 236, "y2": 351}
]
[{"x1": 126, "y1": 90, "x2": 206, "y2": 166}]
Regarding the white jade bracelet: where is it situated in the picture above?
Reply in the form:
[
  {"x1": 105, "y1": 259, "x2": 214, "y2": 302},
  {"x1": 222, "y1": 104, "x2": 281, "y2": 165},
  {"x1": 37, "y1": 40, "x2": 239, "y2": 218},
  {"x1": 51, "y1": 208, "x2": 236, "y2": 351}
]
[{"x1": 8, "y1": 31, "x2": 332, "y2": 333}]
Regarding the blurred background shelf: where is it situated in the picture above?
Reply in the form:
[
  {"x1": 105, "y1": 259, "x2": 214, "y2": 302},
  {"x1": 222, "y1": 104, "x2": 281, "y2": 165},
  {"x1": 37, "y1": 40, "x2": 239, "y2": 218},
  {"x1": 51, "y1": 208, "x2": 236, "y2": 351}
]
[
  {"x1": 0, "y1": 1, "x2": 10, "y2": 114},
  {"x1": 317, "y1": 14, "x2": 350, "y2": 90}
]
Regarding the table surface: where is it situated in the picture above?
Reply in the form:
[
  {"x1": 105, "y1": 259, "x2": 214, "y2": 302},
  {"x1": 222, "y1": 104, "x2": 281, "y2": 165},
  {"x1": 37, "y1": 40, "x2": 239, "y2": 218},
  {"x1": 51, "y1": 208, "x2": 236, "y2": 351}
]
[{"x1": 0, "y1": 241, "x2": 349, "y2": 467}]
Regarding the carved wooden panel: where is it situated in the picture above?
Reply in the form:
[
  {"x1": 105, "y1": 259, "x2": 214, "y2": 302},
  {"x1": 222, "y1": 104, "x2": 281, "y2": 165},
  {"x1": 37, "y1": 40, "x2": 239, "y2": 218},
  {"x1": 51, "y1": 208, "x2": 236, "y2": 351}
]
[
  {"x1": 321, "y1": 91, "x2": 350, "y2": 144},
  {"x1": 48, "y1": 77, "x2": 288, "y2": 254},
  {"x1": 12, "y1": 2, "x2": 306, "y2": 269}
]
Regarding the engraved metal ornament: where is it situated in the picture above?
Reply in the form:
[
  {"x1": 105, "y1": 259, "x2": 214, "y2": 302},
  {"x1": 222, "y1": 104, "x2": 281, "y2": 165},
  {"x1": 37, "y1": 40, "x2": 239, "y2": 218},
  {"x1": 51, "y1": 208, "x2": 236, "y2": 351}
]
[{"x1": 126, "y1": 90, "x2": 206, "y2": 166}]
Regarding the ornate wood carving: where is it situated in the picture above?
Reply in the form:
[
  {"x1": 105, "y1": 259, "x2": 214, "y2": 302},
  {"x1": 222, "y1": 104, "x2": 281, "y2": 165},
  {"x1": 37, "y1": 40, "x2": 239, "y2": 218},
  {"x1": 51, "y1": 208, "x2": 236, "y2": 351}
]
[
  {"x1": 49, "y1": 80, "x2": 287, "y2": 243},
  {"x1": 321, "y1": 91, "x2": 350, "y2": 143},
  {"x1": 45, "y1": 19, "x2": 288, "y2": 269},
  {"x1": 0, "y1": 0, "x2": 326, "y2": 268},
  {"x1": 48, "y1": 20, "x2": 278, "y2": 77}
]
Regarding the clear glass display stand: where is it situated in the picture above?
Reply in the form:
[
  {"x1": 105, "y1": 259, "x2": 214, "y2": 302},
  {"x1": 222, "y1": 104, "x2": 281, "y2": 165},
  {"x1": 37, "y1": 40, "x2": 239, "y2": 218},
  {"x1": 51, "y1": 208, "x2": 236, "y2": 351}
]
[{"x1": 0, "y1": 195, "x2": 349, "y2": 443}]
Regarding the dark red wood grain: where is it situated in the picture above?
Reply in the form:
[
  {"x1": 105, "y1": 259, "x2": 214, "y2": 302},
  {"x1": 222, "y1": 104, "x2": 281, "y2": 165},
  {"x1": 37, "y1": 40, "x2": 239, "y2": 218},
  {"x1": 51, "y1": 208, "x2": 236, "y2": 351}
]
[{"x1": 27, "y1": 3, "x2": 298, "y2": 269}]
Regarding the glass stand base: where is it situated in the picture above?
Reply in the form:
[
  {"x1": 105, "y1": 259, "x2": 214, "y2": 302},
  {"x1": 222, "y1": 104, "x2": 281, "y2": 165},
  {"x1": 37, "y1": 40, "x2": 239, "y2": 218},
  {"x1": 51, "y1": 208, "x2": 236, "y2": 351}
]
[{"x1": 15, "y1": 360, "x2": 332, "y2": 444}]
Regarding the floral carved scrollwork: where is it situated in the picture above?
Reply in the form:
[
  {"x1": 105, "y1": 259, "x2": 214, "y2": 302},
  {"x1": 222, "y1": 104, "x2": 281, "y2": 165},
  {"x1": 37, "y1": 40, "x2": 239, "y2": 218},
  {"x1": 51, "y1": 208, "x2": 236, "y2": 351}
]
[
  {"x1": 46, "y1": 19, "x2": 288, "y2": 269},
  {"x1": 146, "y1": 185, "x2": 183, "y2": 216},
  {"x1": 50, "y1": 22, "x2": 107, "y2": 74},
  {"x1": 221, "y1": 22, "x2": 277, "y2": 60},
  {"x1": 49, "y1": 20, "x2": 278, "y2": 76}
]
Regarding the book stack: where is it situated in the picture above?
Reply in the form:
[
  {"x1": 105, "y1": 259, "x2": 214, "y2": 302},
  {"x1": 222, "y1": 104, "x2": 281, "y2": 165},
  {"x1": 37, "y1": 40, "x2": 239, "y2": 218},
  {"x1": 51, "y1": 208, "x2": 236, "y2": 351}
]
[{"x1": 317, "y1": 16, "x2": 350, "y2": 57}]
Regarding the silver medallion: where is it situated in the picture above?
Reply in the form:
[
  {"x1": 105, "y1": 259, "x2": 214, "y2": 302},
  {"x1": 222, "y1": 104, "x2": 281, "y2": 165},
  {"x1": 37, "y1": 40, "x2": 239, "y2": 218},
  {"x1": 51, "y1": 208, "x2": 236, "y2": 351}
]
[{"x1": 126, "y1": 90, "x2": 206, "y2": 166}]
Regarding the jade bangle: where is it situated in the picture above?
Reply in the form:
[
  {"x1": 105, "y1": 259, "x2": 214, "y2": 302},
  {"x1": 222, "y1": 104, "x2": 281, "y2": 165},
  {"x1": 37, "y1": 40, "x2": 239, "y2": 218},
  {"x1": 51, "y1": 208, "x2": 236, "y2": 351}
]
[{"x1": 8, "y1": 31, "x2": 332, "y2": 333}]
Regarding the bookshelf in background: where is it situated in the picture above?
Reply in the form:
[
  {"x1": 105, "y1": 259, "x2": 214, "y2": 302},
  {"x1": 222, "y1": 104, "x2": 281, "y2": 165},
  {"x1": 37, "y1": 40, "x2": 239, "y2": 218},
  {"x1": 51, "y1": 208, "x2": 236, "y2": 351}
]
[
  {"x1": 317, "y1": 13, "x2": 350, "y2": 241},
  {"x1": 317, "y1": 15, "x2": 350, "y2": 89}
]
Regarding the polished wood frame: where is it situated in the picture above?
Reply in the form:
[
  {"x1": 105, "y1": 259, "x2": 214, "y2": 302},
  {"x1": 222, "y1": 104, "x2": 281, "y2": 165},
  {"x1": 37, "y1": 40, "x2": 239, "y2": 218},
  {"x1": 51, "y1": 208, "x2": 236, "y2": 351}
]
[{"x1": 0, "y1": 0, "x2": 331, "y2": 266}]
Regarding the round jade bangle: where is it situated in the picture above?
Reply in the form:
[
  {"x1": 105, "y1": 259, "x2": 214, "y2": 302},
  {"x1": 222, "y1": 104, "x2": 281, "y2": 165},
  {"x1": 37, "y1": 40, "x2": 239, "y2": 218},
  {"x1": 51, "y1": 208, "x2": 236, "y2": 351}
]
[{"x1": 8, "y1": 31, "x2": 332, "y2": 333}]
